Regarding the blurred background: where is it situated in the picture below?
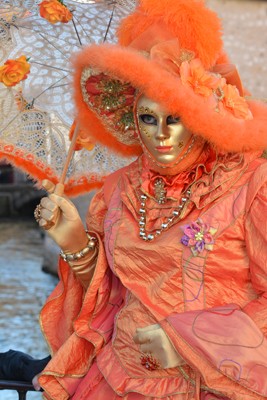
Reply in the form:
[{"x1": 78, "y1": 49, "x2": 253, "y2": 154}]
[{"x1": 0, "y1": 0, "x2": 267, "y2": 398}]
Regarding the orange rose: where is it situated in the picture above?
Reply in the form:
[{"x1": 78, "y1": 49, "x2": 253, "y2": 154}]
[
  {"x1": 0, "y1": 55, "x2": 30, "y2": 87},
  {"x1": 39, "y1": 0, "x2": 72, "y2": 24}
]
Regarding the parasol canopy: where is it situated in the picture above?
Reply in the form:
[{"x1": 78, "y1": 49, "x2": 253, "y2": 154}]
[
  {"x1": 1, "y1": 0, "x2": 266, "y2": 196},
  {"x1": 0, "y1": 0, "x2": 136, "y2": 196}
]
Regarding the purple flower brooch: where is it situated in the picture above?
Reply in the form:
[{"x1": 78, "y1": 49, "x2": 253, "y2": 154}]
[{"x1": 181, "y1": 218, "x2": 217, "y2": 256}]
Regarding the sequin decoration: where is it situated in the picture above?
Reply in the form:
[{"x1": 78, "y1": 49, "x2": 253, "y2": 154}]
[
  {"x1": 154, "y1": 178, "x2": 167, "y2": 204},
  {"x1": 81, "y1": 68, "x2": 139, "y2": 146},
  {"x1": 140, "y1": 353, "x2": 161, "y2": 371}
]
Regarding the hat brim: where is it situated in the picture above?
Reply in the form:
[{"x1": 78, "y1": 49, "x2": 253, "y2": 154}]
[{"x1": 72, "y1": 44, "x2": 267, "y2": 155}]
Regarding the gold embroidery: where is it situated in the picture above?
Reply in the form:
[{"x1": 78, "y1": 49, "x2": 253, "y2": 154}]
[
  {"x1": 103, "y1": 79, "x2": 124, "y2": 94},
  {"x1": 117, "y1": 110, "x2": 135, "y2": 131},
  {"x1": 81, "y1": 68, "x2": 139, "y2": 146},
  {"x1": 137, "y1": 105, "x2": 158, "y2": 118},
  {"x1": 213, "y1": 86, "x2": 225, "y2": 113},
  {"x1": 179, "y1": 49, "x2": 195, "y2": 64},
  {"x1": 101, "y1": 93, "x2": 124, "y2": 110}
]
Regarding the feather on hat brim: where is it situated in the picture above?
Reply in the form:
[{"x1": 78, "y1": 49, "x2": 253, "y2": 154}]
[
  {"x1": 72, "y1": 44, "x2": 267, "y2": 155},
  {"x1": 72, "y1": 0, "x2": 267, "y2": 156}
]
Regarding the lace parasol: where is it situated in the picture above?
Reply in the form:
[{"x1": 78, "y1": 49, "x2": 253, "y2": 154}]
[{"x1": 0, "y1": 0, "x2": 137, "y2": 196}]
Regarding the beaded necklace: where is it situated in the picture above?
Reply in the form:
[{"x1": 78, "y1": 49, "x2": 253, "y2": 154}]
[{"x1": 139, "y1": 184, "x2": 191, "y2": 241}]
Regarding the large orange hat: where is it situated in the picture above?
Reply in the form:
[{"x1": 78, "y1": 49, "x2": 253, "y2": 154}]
[{"x1": 72, "y1": 0, "x2": 267, "y2": 157}]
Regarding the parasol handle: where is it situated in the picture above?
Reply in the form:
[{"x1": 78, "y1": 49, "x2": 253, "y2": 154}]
[{"x1": 54, "y1": 122, "x2": 80, "y2": 196}]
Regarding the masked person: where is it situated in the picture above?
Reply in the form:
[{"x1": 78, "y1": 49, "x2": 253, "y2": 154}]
[{"x1": 28, "y1": 0, "x2": 267, "y2": 399}]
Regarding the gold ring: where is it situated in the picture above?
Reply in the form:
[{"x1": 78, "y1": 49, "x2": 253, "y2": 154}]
[
  {"x1": 34, "y1": 204, "x2": 42, "y2": 223},
  {"x1": 140, "y1": 353, "x2": 161, "y2": 371}
]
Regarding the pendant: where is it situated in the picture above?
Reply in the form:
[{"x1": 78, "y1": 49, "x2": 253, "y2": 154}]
[{"x1": 154, "y1": 178, "x2": 166, "y2": 204}]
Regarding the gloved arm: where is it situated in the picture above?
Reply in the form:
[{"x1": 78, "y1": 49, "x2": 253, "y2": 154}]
[
  {"x1": 38, "y1": 180, "x2": 98, "y2": 288},
  {"x1": 133, "y1": 323, "x2": 185, "y2": 369}
]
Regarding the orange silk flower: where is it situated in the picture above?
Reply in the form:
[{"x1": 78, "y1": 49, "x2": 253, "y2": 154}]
[
  {"x1": 69, "y1": 121, "x2": 95, "y2": 152},
  {"x1": 180, "y1": 58, "x2": 220, "y2": 97},
  {"x1": 222, "y1": 83, "x2": 251, "y2": 119},
  {"x1": 0, "y1": 55, "x2": 30, "y2": 87},
  {"x1": 39, "y1": 0, "x2": 72, "y2": 24}
]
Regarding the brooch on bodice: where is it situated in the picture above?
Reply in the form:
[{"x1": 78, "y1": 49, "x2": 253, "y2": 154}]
[
  {"x1": 181, "y1": 218, "x2": 217, "y2": 256},
  {"x1": 154, "y1": 178, "x2": 167, "y2": 204}
]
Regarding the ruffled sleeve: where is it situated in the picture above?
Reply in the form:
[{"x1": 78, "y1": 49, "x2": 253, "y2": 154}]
[
  {"x1": 39, "y1": 188, "x2": 118, "y2": 399},
  {"x1": 86, "y1": 187, "x2": 108, "y2": 236}
]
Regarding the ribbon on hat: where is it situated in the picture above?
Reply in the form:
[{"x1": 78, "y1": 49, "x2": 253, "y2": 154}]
[
  {"x1": 150, "y1": 39, "x2": 194, "y2": 75},
  {"x1": 212, "y1": 63, "x2": 246, "y2": 97}
]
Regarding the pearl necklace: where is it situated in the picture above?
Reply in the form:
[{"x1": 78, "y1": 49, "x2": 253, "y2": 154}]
[{"x1": 139, "y1": 189, "x2": 191, "y2": 241}]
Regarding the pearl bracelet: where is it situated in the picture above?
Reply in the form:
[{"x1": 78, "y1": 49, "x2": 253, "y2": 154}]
[{"x1": 60, "y1": 231, "x2": 97, "y2": 263}]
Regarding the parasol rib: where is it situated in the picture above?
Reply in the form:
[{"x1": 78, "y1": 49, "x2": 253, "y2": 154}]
[{"x1": 55, "y1": 121, "x2": 80, "y2": 195}]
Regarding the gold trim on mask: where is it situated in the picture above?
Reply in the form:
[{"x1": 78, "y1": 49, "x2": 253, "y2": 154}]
[{"x1": 137, "y1": 106, "x2": 158, "y2": 119}]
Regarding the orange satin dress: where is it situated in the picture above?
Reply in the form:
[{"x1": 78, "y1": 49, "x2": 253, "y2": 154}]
[{"x1": 39, "y1": 151, "x2": 267, "y2": 400}]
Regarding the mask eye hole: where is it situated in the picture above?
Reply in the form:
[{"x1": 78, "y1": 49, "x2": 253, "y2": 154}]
[
  {"x1": 139, "y1": 114, "x2": 157, "y2": 125},
  {"x1": 167, "y1": 115, "x2": 180, "y2": 125}
]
